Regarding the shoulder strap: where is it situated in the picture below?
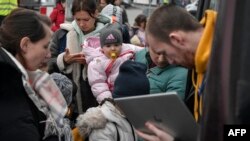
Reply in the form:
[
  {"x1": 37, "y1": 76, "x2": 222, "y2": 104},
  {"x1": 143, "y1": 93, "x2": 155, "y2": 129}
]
[
  {"x1": 113, "y1": 6, "x2": 117, "y2": 16},
  {"x1": 112, "y1": 119, "x2": 136, "y2": 141},
  {"x1": 104, "y1": 50, "x2": 135, "y2": 77},
  {"x1": 125, "y1": 118, "x2": 136, "y2": 141},
  {"x1": 105, "y1": 59, "x2": 116, "y2": 78},
  {"x1": 104, "y1": 59, "x2": 116, "y2": 90},
  {"x1": 112, "y1": 122, "x2": 120, "y2": 141},
  {"x1": 112, "y1": 6, "x2": 117, "y2": 23}
]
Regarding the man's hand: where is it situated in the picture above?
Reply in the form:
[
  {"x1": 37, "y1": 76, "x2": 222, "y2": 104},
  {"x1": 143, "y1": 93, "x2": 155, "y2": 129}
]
[{"x1": 136, "y1": 122, "x2": 174, "y2": 141}]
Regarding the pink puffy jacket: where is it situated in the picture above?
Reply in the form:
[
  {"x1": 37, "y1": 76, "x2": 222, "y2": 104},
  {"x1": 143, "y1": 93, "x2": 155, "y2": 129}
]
[{"x1": 82, "y1": 37, "x2": 143, "y2": 103}]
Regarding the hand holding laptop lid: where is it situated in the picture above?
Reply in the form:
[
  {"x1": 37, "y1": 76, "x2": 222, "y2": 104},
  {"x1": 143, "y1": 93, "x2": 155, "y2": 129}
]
[
  {"x1": 136, "y1": 121, "x2": 174, "y2": 141},
  {"x1": 114, "y1": 92, "x2": 199, "y2": 141}
]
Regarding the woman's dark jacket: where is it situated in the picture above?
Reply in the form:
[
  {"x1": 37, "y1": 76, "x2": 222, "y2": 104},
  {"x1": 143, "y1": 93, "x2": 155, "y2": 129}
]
[{"x1": 0, "y1": 47, "x2": 58, "y2": 141}]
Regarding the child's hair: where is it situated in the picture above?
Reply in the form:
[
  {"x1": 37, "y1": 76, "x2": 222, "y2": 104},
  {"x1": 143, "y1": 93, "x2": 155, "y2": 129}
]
[
  {"x1": 104, "y1": 0, "x2": 115, "y2": 5},
  {"x1": 134, "y1": 14, "x2": 147, "y2": 27},
  {"x1": 56, "y1": 0, "x2": 66, "y2": 3}
]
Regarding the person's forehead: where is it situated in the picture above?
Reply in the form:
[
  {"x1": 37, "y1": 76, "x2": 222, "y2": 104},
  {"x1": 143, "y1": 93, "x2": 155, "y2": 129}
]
[
  {"x1": 150, "y1": 46, "x2": 166, "y2": 55},
  {"x1": 147, "y1": 34, "x2": 166, "y2": 52},
  {"x1": 74, "y1": 11, "x2": 92, "y2": 19}
]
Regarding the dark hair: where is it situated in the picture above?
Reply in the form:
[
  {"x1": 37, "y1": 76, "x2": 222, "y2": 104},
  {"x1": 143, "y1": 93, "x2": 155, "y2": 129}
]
[
  {"x1": 146, "y1": 5, "x2": 202, "y2": 44},
  {"x1": 71, "y1": 0, "x2": 97, "y2": 18},
  {"x1": 0, "y1": 8, "x2": 51, "y2": 56},
  {"x1": 134, "y1": 14, "x2": 147, "y2": 26},
  {"x1": 56, "y1": 0, "x2": 66, "y2": 3},
  {"x1": 105, "y1": 0, "x2": 115, "y2": 5}
]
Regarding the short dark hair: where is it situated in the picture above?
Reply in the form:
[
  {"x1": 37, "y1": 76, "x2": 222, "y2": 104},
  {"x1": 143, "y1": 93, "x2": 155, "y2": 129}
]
[
  {"x1": 134, "y1": 14, "x2": 147, "y2": 26},
  {"x1": 0, "y1": 8, "x2": 51, "y2": 56},
  {"x1": 71, "y1": 0, "x2": 97, "y2": 18},
  {"x1": 56, "y1": 0, "x2": 66, "y2": 3},
  {"x1": 146, "y1": 5, "x2": 202, "y2": 44},
  {"x1": 105, "y1": 0, "x2": 115, "y2": 5}
]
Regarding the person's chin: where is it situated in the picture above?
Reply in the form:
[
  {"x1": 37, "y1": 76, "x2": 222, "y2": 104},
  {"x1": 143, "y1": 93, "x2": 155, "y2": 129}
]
[{"x1": 157, "y1": 63, "x2": 168, "y2": 68}]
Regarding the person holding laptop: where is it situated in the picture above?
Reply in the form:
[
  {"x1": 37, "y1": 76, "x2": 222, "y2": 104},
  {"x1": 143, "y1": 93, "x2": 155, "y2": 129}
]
[{"x1": 136, "y1": 4, "x2": 217, "y2": 141}]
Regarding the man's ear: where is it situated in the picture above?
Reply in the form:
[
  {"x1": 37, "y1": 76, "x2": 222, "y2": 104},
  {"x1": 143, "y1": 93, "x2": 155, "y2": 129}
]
[
  {"x1": 169, "y1": 31, "x2": 185, "y2": 47},
  {"x1": 20, "y1": 37, "x2": 30, "y2": 53}
]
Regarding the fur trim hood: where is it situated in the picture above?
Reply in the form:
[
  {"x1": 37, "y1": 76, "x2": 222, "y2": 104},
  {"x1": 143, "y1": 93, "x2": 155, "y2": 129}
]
[
  {"x1": 76, "y1": 101, "x2": 128, "y2": 137},
  {"x1": 59, "y1": 13, "x2": 111, "y2": 32},
  {"x1": 60, "y1": 23, "x2": 73, "y2": 31}
]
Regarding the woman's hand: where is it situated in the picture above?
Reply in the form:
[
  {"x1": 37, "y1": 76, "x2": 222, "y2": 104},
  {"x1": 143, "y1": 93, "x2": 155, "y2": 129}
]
[
  {"x1": 136, "y1": 122, "x2": 174, "y2": 141},
  {"x1": 63, "y1": 48, "x2": 86, "y2": 65}
]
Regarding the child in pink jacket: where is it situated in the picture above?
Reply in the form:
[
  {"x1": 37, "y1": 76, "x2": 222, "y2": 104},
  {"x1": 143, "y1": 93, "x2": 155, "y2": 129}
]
[{"x1": 82, "y1": 29, "x2": 143, "y2": 103}]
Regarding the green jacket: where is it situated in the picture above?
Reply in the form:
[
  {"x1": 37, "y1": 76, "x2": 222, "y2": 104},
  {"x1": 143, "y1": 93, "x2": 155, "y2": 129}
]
[{"x1": 135, "y1": 49, "x2": 188, "y2": 99}]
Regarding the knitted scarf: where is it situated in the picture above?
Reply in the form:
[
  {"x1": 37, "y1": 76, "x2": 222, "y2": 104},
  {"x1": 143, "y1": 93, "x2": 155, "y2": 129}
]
[
  {"x1": 193, "y1": 10, "x2": 217, "y2": 121},
  {"x1": 3, "y1": 48, "x2": 73, "y2": 141}
]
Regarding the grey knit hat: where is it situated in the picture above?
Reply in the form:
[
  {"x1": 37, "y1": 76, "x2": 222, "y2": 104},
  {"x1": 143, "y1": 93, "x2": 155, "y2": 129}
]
[
  {"x1": 51, "y1": 73, "x2": 73, "y2": 106},
  {"x1": 100, "y1": 28, "x2": 123, "y2": 48}
]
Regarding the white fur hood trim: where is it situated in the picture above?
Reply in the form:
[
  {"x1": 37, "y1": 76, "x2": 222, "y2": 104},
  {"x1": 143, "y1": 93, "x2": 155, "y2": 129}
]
[
  {"x1": 60, "y1": 23, "x2": 74, "y2": 31},
  {"x1": 76, "y1": 106, "x2": 107, "y2": 137},
  {"x1": 76, "y1": 101, "x2": 131, "y2": 137}
]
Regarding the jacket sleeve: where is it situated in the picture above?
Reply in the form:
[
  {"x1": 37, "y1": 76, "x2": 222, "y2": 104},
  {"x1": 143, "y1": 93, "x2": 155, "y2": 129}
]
[
  {"x1": 50, "y1": 9, "x2": 58, "y2": 32},
  {"x1": 165, "y1": 68, "x2": 188, "y2": 100},
  {"x1": 87, "y1": 60, "x2": 112, "y2": 103},
  {"x1": 57, "y1": 30, "x2": 79, "y2": 74},
  {"x1": 50, "y1": 9, "x2": 58, "y2": 23},
  {"x1": 122, "y1": 43, "x2": 144, "y2": 52},
  {"x1": 47, "y1": 30, "x2": 60, "y2": 73},
  {"x1": 82, "y1": 36, "x2": 103, "y2": 64}
]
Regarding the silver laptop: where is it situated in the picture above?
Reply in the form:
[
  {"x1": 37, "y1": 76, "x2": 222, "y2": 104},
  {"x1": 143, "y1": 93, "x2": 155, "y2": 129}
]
[{"x1": 114, "y1": 92, "x2": 199, "y2": 141}]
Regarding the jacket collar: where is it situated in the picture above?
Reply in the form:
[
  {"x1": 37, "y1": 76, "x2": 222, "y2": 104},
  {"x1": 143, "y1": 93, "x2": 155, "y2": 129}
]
[{"x1": 0, "y1": 47, "x2": 21, "y2": 74}]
